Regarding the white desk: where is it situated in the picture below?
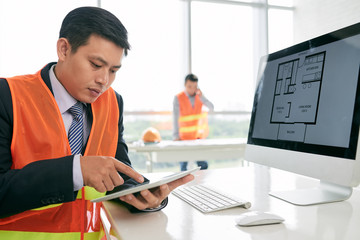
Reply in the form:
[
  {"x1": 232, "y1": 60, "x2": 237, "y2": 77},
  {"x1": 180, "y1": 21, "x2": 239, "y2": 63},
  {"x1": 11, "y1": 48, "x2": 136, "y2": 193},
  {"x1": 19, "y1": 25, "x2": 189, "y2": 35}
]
[
  {"x1": 127, "y1": 138, "x2": 246, "y2": 172},
  {"x1": 103, "y1": 165, "x2": 360, "y2": 240}
]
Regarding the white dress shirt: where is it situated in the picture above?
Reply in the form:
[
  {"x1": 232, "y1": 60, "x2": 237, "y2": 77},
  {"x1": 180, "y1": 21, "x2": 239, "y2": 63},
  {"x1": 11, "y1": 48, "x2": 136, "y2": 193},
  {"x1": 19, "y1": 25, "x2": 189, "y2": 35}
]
[{"x1": 49, "y1": 65, "x2": 89, "y2": 191}]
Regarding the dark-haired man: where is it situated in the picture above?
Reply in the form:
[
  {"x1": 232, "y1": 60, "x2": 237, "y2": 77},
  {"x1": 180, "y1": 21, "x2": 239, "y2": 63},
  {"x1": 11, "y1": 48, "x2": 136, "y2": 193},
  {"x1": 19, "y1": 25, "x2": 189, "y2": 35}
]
[
  {"x1": 173, "y1": 73, "x2": 214, "y2": 171},
  {"x1": 0, "y1": 7, "x2": 193, "y2": 239}
]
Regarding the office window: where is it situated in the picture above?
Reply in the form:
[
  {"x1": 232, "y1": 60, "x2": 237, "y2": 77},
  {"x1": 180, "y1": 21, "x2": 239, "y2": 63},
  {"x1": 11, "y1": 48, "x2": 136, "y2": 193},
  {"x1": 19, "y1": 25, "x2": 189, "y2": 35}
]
[
  {"x1": 0, "y1": 0, "x2": 294, "y2": 111},
  {"x1": 268, "y1": 0, "x2": 294, "y2": 7},
  {"x1": 191, "y1": 2, "x2": 255, "y2": 112},
  {"x1": 0, "y1": 0, "x2": 295, "y2": 172},
  {"x1": 102, "y1": 0, "x2": 187, "y2": 111},
  {"x1": 0, "y1": 0, "x2": 97, "y2": 77}
]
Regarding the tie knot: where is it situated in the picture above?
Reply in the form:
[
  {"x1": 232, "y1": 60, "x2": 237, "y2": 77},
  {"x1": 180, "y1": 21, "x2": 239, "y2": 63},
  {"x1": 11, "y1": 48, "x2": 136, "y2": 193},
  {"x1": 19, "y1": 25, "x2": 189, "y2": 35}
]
[{"x1": 69, "y1": 102, "x2": 83, "y2": 117}]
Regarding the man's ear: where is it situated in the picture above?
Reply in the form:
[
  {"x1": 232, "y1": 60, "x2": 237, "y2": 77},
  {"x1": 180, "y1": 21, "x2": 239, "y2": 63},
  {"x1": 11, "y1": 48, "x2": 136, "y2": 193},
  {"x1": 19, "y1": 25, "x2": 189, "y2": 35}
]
[{"x1": 57, "y1": 38, "x2": 71, "y2": 61}]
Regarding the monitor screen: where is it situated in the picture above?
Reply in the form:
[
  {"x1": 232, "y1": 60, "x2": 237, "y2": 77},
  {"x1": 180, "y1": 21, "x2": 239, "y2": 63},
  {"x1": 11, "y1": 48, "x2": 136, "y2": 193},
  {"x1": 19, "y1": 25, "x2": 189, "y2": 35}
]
[{"x1": 246, "y1": 22, "x2": 360, "y2": 205}]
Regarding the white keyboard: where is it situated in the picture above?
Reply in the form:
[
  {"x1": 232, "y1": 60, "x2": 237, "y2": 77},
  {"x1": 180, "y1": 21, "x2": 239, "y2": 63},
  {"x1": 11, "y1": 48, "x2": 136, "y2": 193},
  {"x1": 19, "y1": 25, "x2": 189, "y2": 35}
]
[{"x1": 172, "y1": 184, "x2": 251, "y2": 213}]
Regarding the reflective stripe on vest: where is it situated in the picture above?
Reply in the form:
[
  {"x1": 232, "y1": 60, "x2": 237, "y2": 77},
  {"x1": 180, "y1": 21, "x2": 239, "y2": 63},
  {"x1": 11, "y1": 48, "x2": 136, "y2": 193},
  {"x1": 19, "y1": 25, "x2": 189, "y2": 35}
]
[
  {"x1": 177, "y1": 91, "x2": 209, "y2": 140},
  {"x1": 178, "y1": 112, "x2": 208, "y2": 122},
  {"x1": 0, "y1": 231, "x2": 101, "y2": 240},
  {"x1": 0, "y1": 68, "x2": 119, "y2": 239},
  {"x1": 179, "y1": 119, "x2": 208, "y2": 133},
  {"x1": 76, "y1": 186, "x2": 107, "y2": 200}
]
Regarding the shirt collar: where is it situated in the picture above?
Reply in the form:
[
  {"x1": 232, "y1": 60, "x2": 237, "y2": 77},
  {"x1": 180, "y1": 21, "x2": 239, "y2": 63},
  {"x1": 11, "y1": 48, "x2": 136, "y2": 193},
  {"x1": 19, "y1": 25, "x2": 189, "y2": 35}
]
[
  {"x1": 49, "y1": 64, "x2": 78, "y2": 114},
  {"x1": 185, "y1": 91, "x2": 195, "y2": 98}
]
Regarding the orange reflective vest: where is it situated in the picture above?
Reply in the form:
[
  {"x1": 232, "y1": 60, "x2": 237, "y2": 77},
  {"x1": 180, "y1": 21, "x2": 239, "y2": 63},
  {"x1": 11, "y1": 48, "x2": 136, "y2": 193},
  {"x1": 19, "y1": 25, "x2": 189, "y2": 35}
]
[
  {"x1": 177, "y1": 91, "x2": 209, "y2": 140},
  {"x1": 0, "y1": 68, "x2": 119, "y2": 240}
]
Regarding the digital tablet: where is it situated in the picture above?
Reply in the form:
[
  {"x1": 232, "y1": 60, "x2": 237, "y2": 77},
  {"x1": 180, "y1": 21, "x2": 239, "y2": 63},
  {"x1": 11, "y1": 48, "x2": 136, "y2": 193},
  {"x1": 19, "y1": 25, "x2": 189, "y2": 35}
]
[{"x1": 91, "y1": 166, "x2": 201, "y2": 202}]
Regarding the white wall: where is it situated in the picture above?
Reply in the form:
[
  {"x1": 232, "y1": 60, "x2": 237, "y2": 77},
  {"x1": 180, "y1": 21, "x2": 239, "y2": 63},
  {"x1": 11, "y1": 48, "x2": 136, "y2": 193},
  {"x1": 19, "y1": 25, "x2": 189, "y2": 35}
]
[{"x1": 293, "y1": 0, "x2": 360, "y2": 43}]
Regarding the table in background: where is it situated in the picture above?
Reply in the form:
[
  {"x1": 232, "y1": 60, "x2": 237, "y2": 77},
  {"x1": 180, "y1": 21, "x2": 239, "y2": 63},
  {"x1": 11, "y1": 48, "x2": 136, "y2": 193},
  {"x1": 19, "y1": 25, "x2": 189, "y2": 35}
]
[
  {"x1": 127, "y1": 138, "x2": 247, "y2": 172},
  {"x1": 103, "y1": 164, "x2": 360, "y2": 240}
]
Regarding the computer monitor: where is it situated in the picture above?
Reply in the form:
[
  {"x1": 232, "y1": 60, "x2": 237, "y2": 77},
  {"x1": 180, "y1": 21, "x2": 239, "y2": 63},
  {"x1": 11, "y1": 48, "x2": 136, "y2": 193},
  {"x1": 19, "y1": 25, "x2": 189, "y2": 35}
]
[{"x1": 245, "y1": 22, "x2": 360, "y2": 205}]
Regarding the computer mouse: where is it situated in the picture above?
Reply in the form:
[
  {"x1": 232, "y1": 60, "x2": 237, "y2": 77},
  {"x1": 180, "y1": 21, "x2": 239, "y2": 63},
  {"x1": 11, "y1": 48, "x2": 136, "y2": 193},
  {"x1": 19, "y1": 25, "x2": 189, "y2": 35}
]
[{"x1": 234, "y1": 211, "x2": 284, "y2": 227}]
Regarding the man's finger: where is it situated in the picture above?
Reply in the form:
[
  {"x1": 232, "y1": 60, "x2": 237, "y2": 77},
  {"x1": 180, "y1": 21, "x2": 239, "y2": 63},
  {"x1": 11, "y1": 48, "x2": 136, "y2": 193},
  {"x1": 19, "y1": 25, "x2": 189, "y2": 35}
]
[
  {"x1": 102, "y1": 175, "x2": 115, "y2": 191},
  {"x1": 112, "y1": 158, "x2": 144, "y2": 183},
  {"x1": 110, "y1": 171, "x2": 124, "y2": 187},
  {"x1": 167, "y1": 174, "x2": 194, "y2": 191},
  {"x1": 93, "y1": 182, "x2": 107, "y2": 193},
  {"x1": 120, "y1": 194, "x2": 148, "y2": 210}
]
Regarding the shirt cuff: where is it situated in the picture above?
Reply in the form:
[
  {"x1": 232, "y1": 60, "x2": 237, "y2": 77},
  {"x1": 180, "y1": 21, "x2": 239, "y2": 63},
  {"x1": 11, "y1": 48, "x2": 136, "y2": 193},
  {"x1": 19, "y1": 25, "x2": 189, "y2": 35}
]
[{"x1": 73, "y1": 154, "x2": 84, "y2": 191}]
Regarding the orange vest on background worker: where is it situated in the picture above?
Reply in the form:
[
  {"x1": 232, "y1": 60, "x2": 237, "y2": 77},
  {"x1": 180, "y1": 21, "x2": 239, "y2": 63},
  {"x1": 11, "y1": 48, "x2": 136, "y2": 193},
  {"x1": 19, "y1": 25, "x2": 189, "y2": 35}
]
[
  {"x1": 176, "y1": 91, "x2": 209, "y2": 140},
  {"x1": 0, "y1": 70, "x2": 119, "y2": 240}
]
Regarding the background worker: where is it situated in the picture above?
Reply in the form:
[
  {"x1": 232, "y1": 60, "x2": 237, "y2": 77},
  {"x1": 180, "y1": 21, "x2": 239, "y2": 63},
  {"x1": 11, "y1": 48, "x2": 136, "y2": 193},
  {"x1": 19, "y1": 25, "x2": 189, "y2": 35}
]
[
  {"x1": 0, "y1": 7, "x2": 193, "y2": 239},
  {"x1": 173, "y1": 73, "x2": 214, "y2": 171}
]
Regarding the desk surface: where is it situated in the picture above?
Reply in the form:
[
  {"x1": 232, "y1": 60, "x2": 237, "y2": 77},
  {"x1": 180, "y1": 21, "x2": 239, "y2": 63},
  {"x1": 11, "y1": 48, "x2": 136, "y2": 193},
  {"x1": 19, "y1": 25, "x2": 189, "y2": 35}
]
[
  {"x1": 104, "y1": 165, "x2": 360, "y2": 240},
  {"x1": 127, "y1": 138, "x2": 247, "y2": 151},
  {"x1": 127, "y1": 138, "x2": 247, "y2": 172}
]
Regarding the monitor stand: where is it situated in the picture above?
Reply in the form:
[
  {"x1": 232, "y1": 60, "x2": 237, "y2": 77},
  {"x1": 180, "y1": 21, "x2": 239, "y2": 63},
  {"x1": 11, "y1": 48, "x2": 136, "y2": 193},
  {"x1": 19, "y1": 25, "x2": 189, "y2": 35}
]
[{"x1": 269, "y1": 181, "x2": 353, "y2": 206}]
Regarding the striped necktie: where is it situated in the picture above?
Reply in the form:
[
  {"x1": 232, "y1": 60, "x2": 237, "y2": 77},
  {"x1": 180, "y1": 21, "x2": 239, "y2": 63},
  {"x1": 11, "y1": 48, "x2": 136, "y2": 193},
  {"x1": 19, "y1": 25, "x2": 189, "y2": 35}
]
[{"x1": 68, "y1": 102, "x2": 84, "y2": 154}]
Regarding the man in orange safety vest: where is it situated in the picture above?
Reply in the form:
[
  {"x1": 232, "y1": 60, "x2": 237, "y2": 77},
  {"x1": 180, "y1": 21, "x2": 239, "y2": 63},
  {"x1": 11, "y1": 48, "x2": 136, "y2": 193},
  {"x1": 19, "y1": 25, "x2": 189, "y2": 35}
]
[
  {"x1": 0, "y1": 7, "x2": 194, "y2": 240},
  {"x1": 173, "y1": 74, "x2": 214, "y2": 171}
]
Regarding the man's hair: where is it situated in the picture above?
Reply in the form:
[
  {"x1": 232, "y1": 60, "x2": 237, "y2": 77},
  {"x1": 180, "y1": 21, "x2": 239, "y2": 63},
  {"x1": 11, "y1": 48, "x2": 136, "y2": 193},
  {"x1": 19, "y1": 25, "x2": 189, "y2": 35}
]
[
  {"x1": 185, "y1": 73, "x2": 198, "y2": 83},
  {"x1": 59, "y1": 7, "x2": 130, "y2": 55}
]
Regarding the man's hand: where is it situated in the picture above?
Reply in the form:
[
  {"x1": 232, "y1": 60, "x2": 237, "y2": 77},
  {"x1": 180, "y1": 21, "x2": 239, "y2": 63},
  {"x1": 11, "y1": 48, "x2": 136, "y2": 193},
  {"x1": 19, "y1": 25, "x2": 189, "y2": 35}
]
[
  {"x1": 119, "y1": 174, "x2": 195, "y2": 210},
  {"x1": 80, "y1": 156, "x2": 144, "y2": 193}
]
